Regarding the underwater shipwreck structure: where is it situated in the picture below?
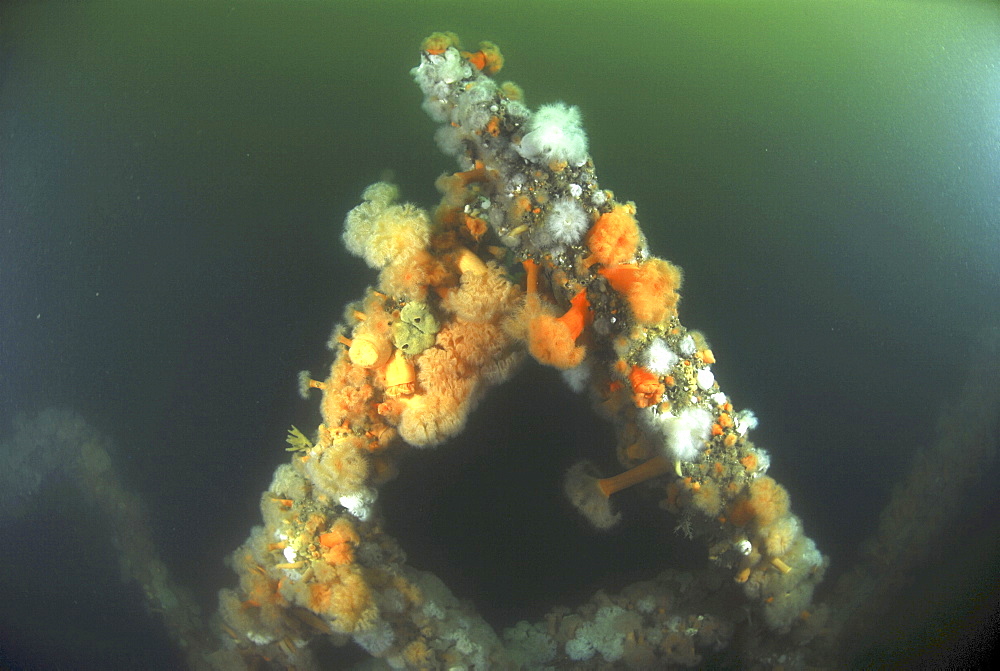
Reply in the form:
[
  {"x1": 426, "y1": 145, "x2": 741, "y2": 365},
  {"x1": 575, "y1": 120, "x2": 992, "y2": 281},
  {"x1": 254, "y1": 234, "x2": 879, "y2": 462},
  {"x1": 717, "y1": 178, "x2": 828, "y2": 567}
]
[
  {"x1": 6, "y1": 34, "x2": 998, "y2": 670},
  {"x1": 209, "y1": 32, "x2": 829, "y2": 668}
]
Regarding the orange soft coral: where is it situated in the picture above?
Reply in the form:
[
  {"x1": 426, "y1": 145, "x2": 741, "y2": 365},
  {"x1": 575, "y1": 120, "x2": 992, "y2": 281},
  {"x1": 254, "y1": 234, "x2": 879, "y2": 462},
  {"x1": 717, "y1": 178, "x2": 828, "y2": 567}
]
[
  {"x1": 691, "y1": 478, "x2": 723, "y2": 516},
  {"x1": 321, "y1": 354, "x2": 375, "y2": 432},
  {"x1": 319, "y1": 517, "x2": 360, "y2": 566},
  {"x1": 747, "y1": 476, "x2": 790, "y2": 528},
  {"x1": 307, "y1": 564, "x2": 376, "y2": 632},
  {"x1": 599, "y1": 258, "x2": 683, "y2": 326},
  {"x1": 727, "y1": 476, "x2": 791, "y2": 529},
  {"x1": 241, "y1": 565, "x2": 285, "y2": 611},
  {"x1": 585, "y1": 202, "x2": 640, "y2": 267},
  {"x1": 463, "y1": 41, "x2": 504, "y2": 75},
  {"x1": 435, "y1": 161, "x2": 496, "y2": 207},
  {"x1": 527, "y1": 290, "x2": 590, "y2": 369},
  {"x1": 521, "y1": 259, "x2": 590, "y2": 369},
  {"x1": 421, "y1": 31, "x2": 460, "y2": 55}
]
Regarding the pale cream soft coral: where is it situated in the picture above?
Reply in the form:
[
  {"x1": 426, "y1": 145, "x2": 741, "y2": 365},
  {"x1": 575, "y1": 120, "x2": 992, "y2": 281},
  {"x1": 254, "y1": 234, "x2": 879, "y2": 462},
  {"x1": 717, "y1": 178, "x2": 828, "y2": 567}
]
[
  {"x1": 342, "y1": 182, "x2": 432, "y2": 269},
  {"x1": 435, "y1": 320, "x2": 508, "y2": 375},
  {"x1": 396, "y1": 319, "x2": 522, "y2": 447},
  {"x1": 764, "y1": 514, "x2": 803, "y2": 557},
  {"x1": 302, "y1": 435, "x2": 371, "y2": 499},
  {"x1": 378, "y1": 249, "x2": 449, "y2": 302},
  {"x1": 440, "y1": 261, "x2": 521, "y2": 323},
  {"x1": 397, "y1": 386, "x2": 472, "y2": 447},
  {"x1": 398, "y1": 344, "x2": 477, "y2": 447}
]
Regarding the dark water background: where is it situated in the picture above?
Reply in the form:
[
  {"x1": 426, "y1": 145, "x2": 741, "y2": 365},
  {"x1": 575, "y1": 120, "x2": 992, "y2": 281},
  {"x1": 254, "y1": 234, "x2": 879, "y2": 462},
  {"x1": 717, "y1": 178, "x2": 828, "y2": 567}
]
[{"x1": 2, "y1": 1, "x2": 999, "y2": 668}]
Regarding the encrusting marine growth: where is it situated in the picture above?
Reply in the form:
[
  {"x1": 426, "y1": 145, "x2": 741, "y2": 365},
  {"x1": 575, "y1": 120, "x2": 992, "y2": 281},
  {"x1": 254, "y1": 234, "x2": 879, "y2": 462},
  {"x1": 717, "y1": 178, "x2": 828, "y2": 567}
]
[
  {"x1": 213, "y1": 32, "x2": 828, "y2": 668},
  {"x1": 6, "y1": 31, "x2": 996, "y2": 670}
]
